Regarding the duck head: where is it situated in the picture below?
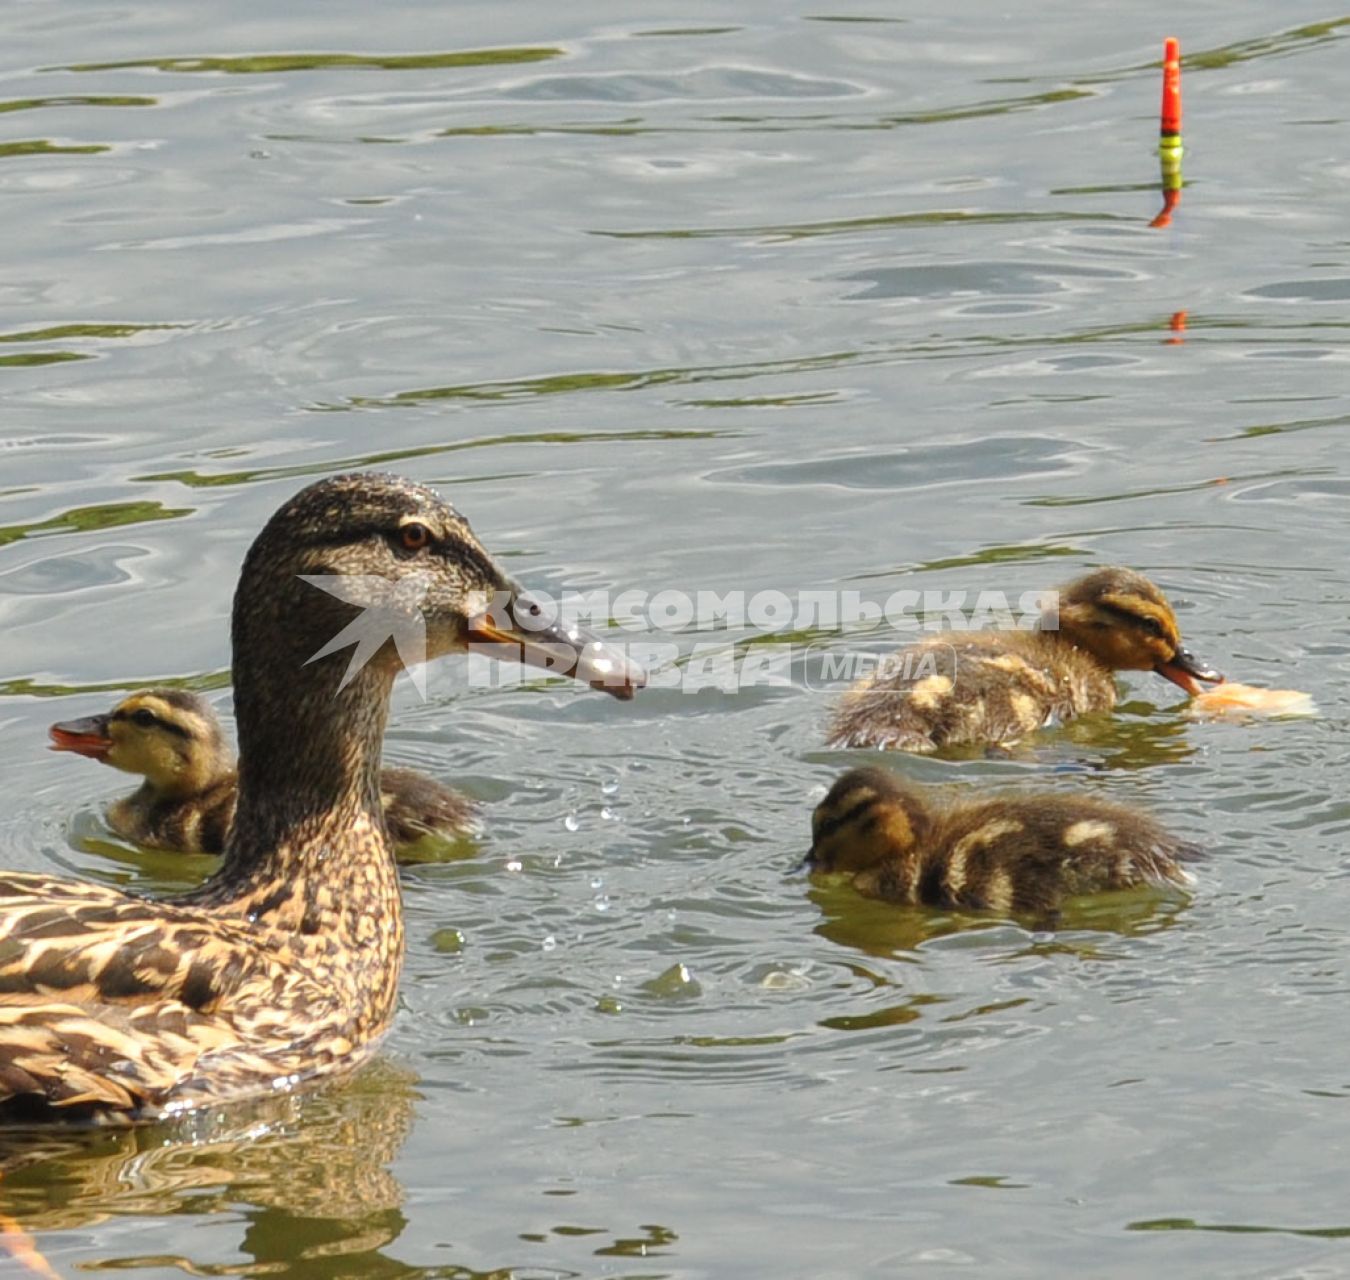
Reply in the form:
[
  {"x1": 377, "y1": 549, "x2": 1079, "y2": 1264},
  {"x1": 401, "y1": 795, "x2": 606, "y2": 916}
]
[
  {"x1": 233, "y1": 471, "x2": 645, "y2": 707},
  {"x1": 1049, "y1": 567, "x2": 1223, "y2": 696}
]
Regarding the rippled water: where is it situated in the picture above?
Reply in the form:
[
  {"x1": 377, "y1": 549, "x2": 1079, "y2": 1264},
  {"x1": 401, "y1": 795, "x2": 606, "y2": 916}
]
[{"x1": 2, "y1": 1, "x2": 1349, "y2": 1275}]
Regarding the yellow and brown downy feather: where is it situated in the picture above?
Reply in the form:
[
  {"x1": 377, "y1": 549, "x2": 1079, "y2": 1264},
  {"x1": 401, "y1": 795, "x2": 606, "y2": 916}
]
[
  {"x1": 0, "y1": 472, "x2": 643, "y2": 1124},
  {"x1": 827, "y1": 566, "x2": 1223, "y2": 752},
  {"x1": 806, "y1": 766, "x2": 1197, "y2": 919},
  {"x1": 48, "y1": 689, "x2": 478, "y2": 856}
]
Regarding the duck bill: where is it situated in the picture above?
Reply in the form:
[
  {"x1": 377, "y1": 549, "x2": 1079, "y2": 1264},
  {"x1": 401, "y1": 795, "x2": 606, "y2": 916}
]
[
  {"x1": 1155, "y1": 646, "x2": 1224, "y2": 698},
  {"x1": 467, "y1": 591, "x2": 645, "y2": 700},
  {"x1": 48, "y1": 714, "x2": 113, "y2": 761}
]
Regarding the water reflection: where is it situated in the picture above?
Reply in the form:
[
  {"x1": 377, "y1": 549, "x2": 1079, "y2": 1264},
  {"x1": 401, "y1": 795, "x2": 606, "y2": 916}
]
[
  {"x1": 0, "y1": 1062, "x2": 418, "y2": 1275},
  {"x1": 0, "y1": 500, "x2": 192, "y2": 549},
  {"x1": 809, "y1": 877, "x2": 1191, "y2": 960},
  {"x1": 137, "y1": 428, "x2": 728, "y2": 487},
  {"x1": 1056, "y1": 707, "x2": 1197, "y2": 770},
  {"x1": 56, "y1": 49, "x2": 565, "y2": 74}
]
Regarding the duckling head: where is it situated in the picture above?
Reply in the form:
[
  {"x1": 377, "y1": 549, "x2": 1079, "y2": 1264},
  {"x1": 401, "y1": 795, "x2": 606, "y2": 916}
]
[
  {"x1": 1050, "y1": 567, "x2": 1223, "y2": 695},
  {"x1": 806, "y1": 766, "x2": 934, "y2": 875},
  {"x1": 49, "y1": 689, "x2": 231, "y2": 799}
]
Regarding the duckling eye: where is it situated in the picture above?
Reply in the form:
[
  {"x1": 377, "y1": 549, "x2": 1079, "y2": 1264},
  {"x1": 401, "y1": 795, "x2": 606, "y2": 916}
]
[
  {"x1": 1140, "y1": 617, "x2": 1165, "y2": 639},
  {"x1": 131, "y1": 708, "x2": 157, "y2": 729},
  {"x1": 397, "y1": 522, "x2": 433, "y2": 552}
]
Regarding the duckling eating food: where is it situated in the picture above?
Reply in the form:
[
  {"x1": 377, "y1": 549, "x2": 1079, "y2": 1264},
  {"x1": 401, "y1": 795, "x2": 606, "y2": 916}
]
[
  {"x1": 806, "y1": 766, "x2": 1196, "y2": 917},
  {"x1": 828, "y1": 566, "x2": 1222, "y2": 752},
  {"x1": 49, "y1": 689, "x2": 477, "y2": 856},
  {"x1": 0, "y1": 471, "x2": 643, "y2": 1123}
]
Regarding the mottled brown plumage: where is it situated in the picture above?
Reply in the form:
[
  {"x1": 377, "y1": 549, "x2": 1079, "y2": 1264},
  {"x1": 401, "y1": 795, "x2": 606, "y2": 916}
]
[
  {"x1": 828, "y1": 567, "x2": 1222, "y2": 752},
  {"x1": 807, "y1": 766, "x2": 1197, "y2": 918},
  {"x1": 49, "y1": 690, "x2": 478, "y2": 856},
  {"x1": 0, "y1": 472, "x2": 643, "y2": 1123}
]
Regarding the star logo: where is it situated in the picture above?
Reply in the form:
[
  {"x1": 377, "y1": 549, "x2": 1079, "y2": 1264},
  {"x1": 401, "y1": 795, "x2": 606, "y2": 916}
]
[{"x1": 300, "y1": 572, "x2": 436, "y2": 698}]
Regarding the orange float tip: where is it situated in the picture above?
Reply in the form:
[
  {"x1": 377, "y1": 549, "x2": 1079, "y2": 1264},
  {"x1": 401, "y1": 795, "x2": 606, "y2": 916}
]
[
  {"x1": 1160, "y1": 36, "x2": 1182, "y2": 137},
  {"x1": 1149, "y1": 187, "x2": 1181, "y2": 229}
]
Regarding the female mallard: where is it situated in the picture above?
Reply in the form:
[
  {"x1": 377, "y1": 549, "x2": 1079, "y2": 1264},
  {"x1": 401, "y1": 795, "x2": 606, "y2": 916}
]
[
  {"x1": 0, "y1": 472, "x2": 642, "y2": 1123},
  {"x1": 827, "y1": 566, "x2": 1222, "y2": 752},
  {"x1": 49, "y1": 689, "x2": 477, "y2": 856},
  {"x1": 806, "y1": 766, "x2": 1196, "y2": 917}
]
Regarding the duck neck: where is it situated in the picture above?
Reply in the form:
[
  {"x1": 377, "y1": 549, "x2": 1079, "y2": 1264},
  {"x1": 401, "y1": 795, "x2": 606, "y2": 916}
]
[{"x1": 189, "y1": 650, "x2": 401, "y2": 936}]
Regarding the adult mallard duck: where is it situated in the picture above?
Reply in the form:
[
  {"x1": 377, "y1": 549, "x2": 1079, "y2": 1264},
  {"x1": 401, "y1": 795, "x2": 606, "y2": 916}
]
[
  {"x1": 827, "y1": 566, "x2": 1222, "y2": 752},
  {"x1": 0, "y1": 472, "x2": 643, "y2": 1123},
  {"x1": 49, "y1": 689, "x2": 478, "y2": 856},
  {"x1": 806, "y1": 766, "x2": 1196, "y2": 917}
]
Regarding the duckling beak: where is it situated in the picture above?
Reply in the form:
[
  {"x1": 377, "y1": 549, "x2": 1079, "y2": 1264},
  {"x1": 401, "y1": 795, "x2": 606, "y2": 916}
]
[
  {"x1": 1155, "y1": 646, "x2": 1225, "y2": 697},
  {"x1": 467, "y1": 590, "x2": 645, "y2": 700},
  {"x1": 48, "y1": 714, "x2": 113, "y2": 761}
]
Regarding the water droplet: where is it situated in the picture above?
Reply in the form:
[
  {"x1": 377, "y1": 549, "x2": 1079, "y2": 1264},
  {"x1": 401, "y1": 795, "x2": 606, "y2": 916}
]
[
  {"x1": 594, "y1": 895, "x2": 611, "y2": 913},
  {"x1": 601, "y1": 779, "x2": 619, "y2": 796},
  {"x1": 590, "y1": 876, "x2": 604, "y2": 890},
  {"x1": 600, "y1": 806, "x2": 618, "y2": 822},
  {"x1": 563, "y1": 813, "x2": 581, "y2": 833},
  {"x1": 505, "y1": 857, "x2": 523, "y2": 873},
  {"x1": 542, "y1": 934, "x2": 557, "y2": 951},
  {"x1": 642, "y1": 963, "x2": 701, "y2": 999},
  {"x1": 431, "y1": 927, "x2": 464, "y2": 955}
]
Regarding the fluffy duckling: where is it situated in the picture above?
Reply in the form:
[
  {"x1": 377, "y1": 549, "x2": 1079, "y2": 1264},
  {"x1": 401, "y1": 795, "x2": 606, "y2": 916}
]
[
  {"x1": 0, "y1": 471, "x2": 643, "y2": 1123},
  {"x1": 828, "y1": 566, "x2": 1222, "y2": 752},
  {"x1": 806, "y1": 766, "x2": 1195, "y2": 917},
  {"x1": 49, "y1": 689, "x2": 477, "y2": 855}
]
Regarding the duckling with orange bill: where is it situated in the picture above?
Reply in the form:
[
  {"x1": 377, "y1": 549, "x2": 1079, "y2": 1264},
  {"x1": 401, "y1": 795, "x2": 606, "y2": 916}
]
[
  {"x1": 828, "y1": 566, "x2": 1223, "y2": 752},
  {"x1": 50, "y1": 689, "x2": 477, "y2": 856}
]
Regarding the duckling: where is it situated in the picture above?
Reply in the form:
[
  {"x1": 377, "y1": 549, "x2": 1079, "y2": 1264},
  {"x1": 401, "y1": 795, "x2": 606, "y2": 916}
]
[
  {"x1": 0, "y1": 472, "x2": 643, "y2": 1123},
  {"x1": 828, "y1": 566, "x2": 1222, "y2": 752},
  {"x1": 48, "y1": 689, "x2": 477, "y2": 856},
  {"x1": 806, "y1": 766, "x2": 1195, "y2": 917}
]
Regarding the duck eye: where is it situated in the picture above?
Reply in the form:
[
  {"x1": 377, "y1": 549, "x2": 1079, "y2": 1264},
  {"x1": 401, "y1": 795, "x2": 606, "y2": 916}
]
[
  {"x1": 1141, "y1": 617, "x2": 1165, "y2": 638},
  {"x1": 398, "y1": 522, "x2": 433, "y2": 552},
  {"x1": 132, "y1": 708, "x2": 157, "y2": 728}
]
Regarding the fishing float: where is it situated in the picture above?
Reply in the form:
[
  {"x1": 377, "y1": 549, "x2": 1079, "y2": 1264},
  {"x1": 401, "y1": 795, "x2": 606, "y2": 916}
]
[{"x1": 1151, "y1": 36, "x2": 1183, "y2": 228}]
